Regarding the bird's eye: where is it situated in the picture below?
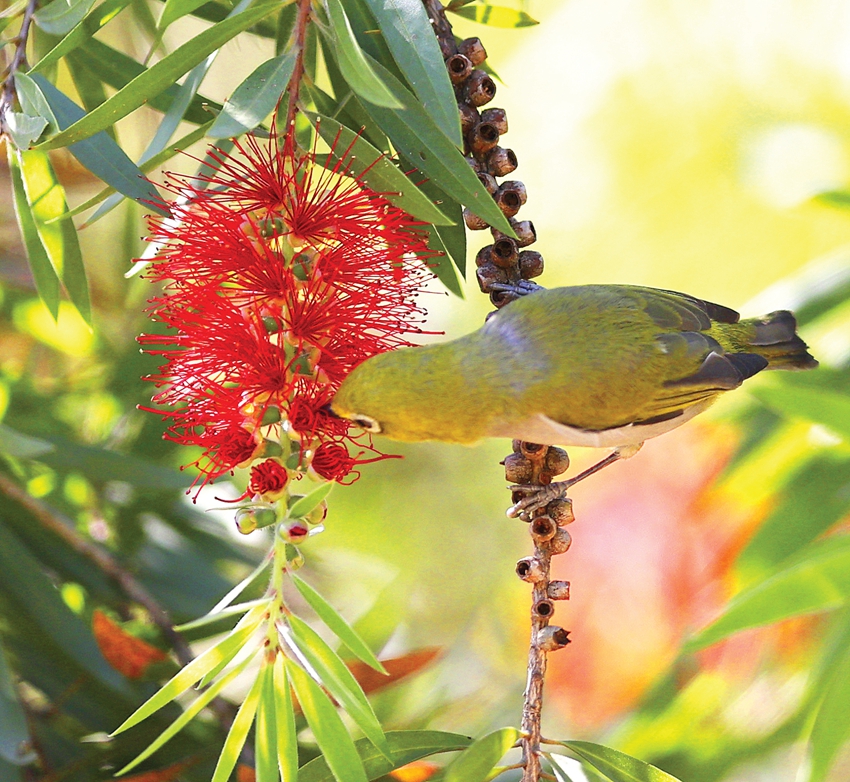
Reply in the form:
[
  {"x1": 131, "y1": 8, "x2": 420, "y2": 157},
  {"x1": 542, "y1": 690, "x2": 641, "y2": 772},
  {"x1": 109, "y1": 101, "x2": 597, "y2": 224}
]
[{"x1": 350, "y1": 414, "x2": 381, "y2": 433}]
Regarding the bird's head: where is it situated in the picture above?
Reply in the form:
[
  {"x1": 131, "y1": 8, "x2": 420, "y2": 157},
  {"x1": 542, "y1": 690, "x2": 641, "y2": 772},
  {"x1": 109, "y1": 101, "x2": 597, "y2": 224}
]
[{"x1": 331, "y1": 351, "x2": 399, "y2": 438}]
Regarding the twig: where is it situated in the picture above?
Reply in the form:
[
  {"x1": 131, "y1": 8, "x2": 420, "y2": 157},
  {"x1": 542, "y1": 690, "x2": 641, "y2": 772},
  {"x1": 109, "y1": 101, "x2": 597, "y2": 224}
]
[
  {"x1": 0, "y1": 0, "x2": 37, "y2": 137},
  {"x1": 283, "y1": 0, "x2": 314, "y2": 134},
  {"x1": 0, "y1": 471, "x2": 194, "y2": 666}
]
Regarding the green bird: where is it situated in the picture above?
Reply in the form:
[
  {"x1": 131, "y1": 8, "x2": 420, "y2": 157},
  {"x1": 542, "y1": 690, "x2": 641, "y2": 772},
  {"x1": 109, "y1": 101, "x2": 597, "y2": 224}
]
[{"x1": 331, "y1": 285, "x2": 817, "y2": 516}]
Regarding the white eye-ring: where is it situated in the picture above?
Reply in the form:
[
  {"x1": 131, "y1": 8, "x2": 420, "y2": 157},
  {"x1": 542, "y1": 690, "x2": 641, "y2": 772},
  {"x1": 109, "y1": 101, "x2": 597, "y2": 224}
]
[{"x1": 350, "y1": 414, "x2": 382, "y2": 433}]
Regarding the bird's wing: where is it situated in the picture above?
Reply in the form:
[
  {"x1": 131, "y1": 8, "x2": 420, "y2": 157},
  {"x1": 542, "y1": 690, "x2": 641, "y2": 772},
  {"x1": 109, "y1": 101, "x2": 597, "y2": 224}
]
[{"x1": 638, "y1": 287, "x2": 741, "y2": 329}]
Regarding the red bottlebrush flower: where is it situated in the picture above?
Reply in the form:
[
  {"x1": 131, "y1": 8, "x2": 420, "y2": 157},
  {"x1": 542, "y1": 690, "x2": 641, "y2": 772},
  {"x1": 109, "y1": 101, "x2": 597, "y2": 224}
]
[
  {"x1": 248, "y1": 459, "x2": 289, "y2": 500},
  {"x1": 140, "y1": 123, "x2": 437, "y2": 492},
  {"x1": 310, "y1": 442, "x2": 356, "y2": 482}
]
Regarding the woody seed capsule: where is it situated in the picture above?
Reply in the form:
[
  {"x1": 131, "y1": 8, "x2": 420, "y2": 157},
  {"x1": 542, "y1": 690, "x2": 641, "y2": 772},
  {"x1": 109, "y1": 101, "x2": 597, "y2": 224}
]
[
  {"x1": 519, "y1": 250, "x2": 545, "y2": 280},
  {"x1": 463, "y1": 208, "x2": 489, "y2": 231},
  {"x1": 531, "y1": 515, "x2": 557, "y2": 542},
  {"x1": 477, "y1": 172, "x2": 498, "y2": 194},
  {"x1": 458, "y1": 36, "x2": 487, "y2": 65},
  {"x1": 469, "y1": 122, "x2": 500, "y2": 155},
  {"x1": 495, "y1": 187, "x2": 523, "y2": 218},
  {"x1": 537, "y1": 626, "x2": 571, "y2": 652},
  {"x1": 466, "y1": 70, "x2": 497, "y2": 106},
  {"x1": 516, "y1": 556, "x2": 545, "y2": 582},
  {"x1": 458, "y1": 102, "x2": 480, "y2": 134},
  {"x1": 509, "y1": 219, "x2": 537, "y2": 247},
  {"x1": 533, "y1": 598, "x2": 555, "y2": 618},
  {"x1": 548, "y1": 581, "x2": 571, "y2": 600},
  {"x1": 486, "y1": 146, "x2": 518, "y2": 176},
  {"x1": 544, "y1": 446, "x2": 570, "y2": 475},
  {"x1": 476, "y1": 262, "x2": 509, "y2": 293},
  {"x1": 548, "y1": 497, "x2": 575, "y2": 526},
  {"x1": 480, "y1": 107, "x2": 508, "y2": 135},
  {"x1": 492, "y1": 238, "x2": 519, "y2": 268},
  {"x1": 503, "y1": 452, "x2": 533, "y2": 483},
  {"x1": 446, "y1": 53, "x2": 473, "y2": 84},
  {"x1": 475, "y1": 245, "x2": 495, "y2": 268},
  {"x1": 549, "y1": 528, "x2": 572, "y2": 555}
]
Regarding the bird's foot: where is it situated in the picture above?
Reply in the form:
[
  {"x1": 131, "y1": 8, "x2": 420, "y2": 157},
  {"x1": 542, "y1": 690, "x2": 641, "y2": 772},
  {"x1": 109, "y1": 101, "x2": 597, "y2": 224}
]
[
  {"x1": 507, "y1": 481, "x2": 567, "y2": 519},
  {"x1": 506, "y1": 445, "x2": 643, "y2": 520},
  {"x1": 489, "y1": 280, "x2": 543, "y2": 298}
]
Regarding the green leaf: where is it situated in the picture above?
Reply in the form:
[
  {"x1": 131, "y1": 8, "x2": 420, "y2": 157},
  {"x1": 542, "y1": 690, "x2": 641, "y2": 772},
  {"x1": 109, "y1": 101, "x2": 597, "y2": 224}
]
[
  {"x1": 736, "y1": 453, "x2": 850, "y2": 583},
  {"x1": 359, "y1": 57, "x2": 515, "y2": 235},
  {"x1": 424, "y1": 224, "x2": 463, "y2": 297},
  {"x1": 7, "y1": 147, "x2": 60, "y2": 319},
  {"x1": 115, "y1": 656, "x2": 253, "y2": 776},
  {"x1": 0, "y1": 639, "x2": 35, "y2": 766},
  {"x1": 39, "y1": 437, "x2": 191, "y2": 489},
  {"x1": 323, "y1": 0, "x2": 403, "y2": 109},
  {"x1": 33, "y1": 0, "x2": 97, "y2": 35},
  {"x1": 288, "y1": 481, "x2": 334, "y2": 519},
  {"x1": 290, "y1": 574, "x2": 386, "y2": 673},
  {"x1": 30, "y1": 0, "x2": 132, "y2": 74},
  {"x1": 360, "y1": 0, "x2": 460, "y2": 145},
  {"x1": 28, "y1": 75, "x2": 169, "y2": 215},
  {"x1": 77, "y1": 39, "x2": 221, "y2": 125},
  {"x1": 66, "y1": 121, "x2": 212, "y2": 221},
  {"x1": 443, "y1": 727, "x2": 520, "y2": 782},
  {"x1": 750, "y1": 380, "x2": 850, "y2": 441},
  {"x1": 4, "y1": 112, "x2": 48, "y2": 147},
  {"x1": 307, "y1": 82, "x2": 390, "y2": 153},
  {"x1": 111, "y1": 603, "x2": 265, "y2": 734},
  {"x1": 174, "y1": 598, "x2": 269, "y2": 633},
  {"x1": 286, "y1": 660, "x2": 369, "y2": 782},
  {"x1": 14, "y1": 73, "x2": 58, "y2": 133},
  {"x1": 287, "y1": 614, "x2": 390, "y2": 759},
  {"x1": 18, "y1": 148, "x2": 91, "y2": 325},
  {"x1": 34, "y1": 0, "x2": 279, "y2": 150},
  {"x1": 310, "y1": 114, "x2": 455, "y2": 226},
  {"x1": 449, "y1": 3, "x2": 539, "y2": 27},
  {"x1": 298, "y1": 730, "x2": 472, "y2": 782},
  {"x1": 687, "y1": 536, "x2": 850, "y2": 651},
  {"x1": 209, "y1": 51, "x2": 297, "y2": 138},
  {"x1": 807, "y1": 647, "x2": 850, "y2": 782},
  {"x1": 0, "y1": 424, "x2": 55, "y2": 459},
  {"x1": 254, "y1": 662, "x2": 278, "y2": 782},
  {"x1": 158, "y1": 0, "x2": 217, "y2": 30},
  {"x1": 273, "y1": 655, "x2": 298, "y2": 781},
  {"x1": 0, "y1": 520, "x2": 132, "y2": 696},
  {"x1": 211, "y1": 666, "x2": 264, "y2": 782},
  {"x1": 560, "y1": 741, "x2": 682, "y2": 782}
]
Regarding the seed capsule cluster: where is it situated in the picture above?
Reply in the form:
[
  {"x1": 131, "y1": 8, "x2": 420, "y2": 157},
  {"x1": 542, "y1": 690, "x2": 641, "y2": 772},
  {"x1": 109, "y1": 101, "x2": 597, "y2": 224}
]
[{"x1": 444, "y1": 36, "x2": 545, "y2": 310}]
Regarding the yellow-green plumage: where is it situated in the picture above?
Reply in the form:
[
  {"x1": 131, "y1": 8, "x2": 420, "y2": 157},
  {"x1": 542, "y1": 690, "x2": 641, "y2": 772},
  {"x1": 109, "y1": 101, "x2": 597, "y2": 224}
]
[{"x1": 332, "y1": 285, "x2": 817, "y2": 447}]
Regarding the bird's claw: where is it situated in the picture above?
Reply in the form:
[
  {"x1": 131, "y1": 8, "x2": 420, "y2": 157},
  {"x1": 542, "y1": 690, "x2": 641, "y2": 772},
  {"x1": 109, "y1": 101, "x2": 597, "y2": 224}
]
[
  {"x1": 507, "y1": 481, "x2": 568, "y2": 519},
  {"x1": 489, "y1": 281, "x2": 543, "y2": 298}
]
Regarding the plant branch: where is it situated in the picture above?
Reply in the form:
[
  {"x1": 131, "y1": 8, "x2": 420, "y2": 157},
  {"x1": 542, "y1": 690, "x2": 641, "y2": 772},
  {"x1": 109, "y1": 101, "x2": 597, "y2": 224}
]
[
  {"x1": 283, "y1": 0, "x2": 313, "y2": 134},
  {"x1": 0, "y1": 0, "x2": 37, "y2": 137}
]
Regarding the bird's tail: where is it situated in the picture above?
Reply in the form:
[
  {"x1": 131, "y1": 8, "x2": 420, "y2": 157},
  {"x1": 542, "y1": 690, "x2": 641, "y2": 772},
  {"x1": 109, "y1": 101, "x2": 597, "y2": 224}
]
[{"x1": 747, "y1": 310, "x2": 819, "y2": 370}]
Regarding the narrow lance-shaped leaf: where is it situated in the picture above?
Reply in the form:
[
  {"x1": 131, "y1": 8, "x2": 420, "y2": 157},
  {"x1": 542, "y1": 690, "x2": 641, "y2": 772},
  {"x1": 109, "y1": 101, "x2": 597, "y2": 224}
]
[
  {"x1": 323, "y1": 0, "x2": 403, "y2": 109},
  {"x1": 290, "y1": 573, "x2": 386, "y2": 673},
  {"x1": 209, "y1": 51, "x2": 297, "y2": 138},
  {"x1": 210, "y1": 667, "x2": 265, "y2": 782},
  {"x1": 309, "y1": 113, "x2": 455, "y2": 226},
  {"x1": 18, "y1": 148, "x2": 91, "y2": 324},
  {"x1": 115, "y1": 655, "x2": 255, "y2": 776},
  {"x1": 26, "y1": 75, "x2": 169, "y2": 215},
  {"x1": 273, "y1": 654, "x2": 298, "y2": 782},
  {"x1": 807, "y1": 648, "x2": 850, "y2": 782},
  {"x1": 111, "y1": 603, "x2": 266, "y2": 734},
  {"x1": 0, "y1": 424, "x2": 55, "y2": 459},
  {"x1": 287, "y1": 613, "x2": 390, "y2": 759},
  {"x1": 286, "y1": 660, "x2": 370, "y2": 782},
  {"x1": 361, "y1": 0, "x2": 461, "y2": 145},
  {"x1": 749, "y1": 381, "x2": 850, "y2": 441},
  {"x1": 254, "y1": 660, "x2": 278, "y2": 782},
  {"x1": 686, "y1": 535, "x2": 850, "y2": 651},
  {"x1": 359, "y1": 56, "x2": 516, "y2": 236},
  {"x1": 297, "y1": 730, "x2": 473, "y2": 782},
  {"x1": 7, "y1": 147, "x2": 60, "y2": 319},
  {"x1": 559, "y1": 741, "x2": 683, "y2": 782},
  {"x1": 443, "y1": 727, "x2": 520, "y2": 782},
  {"x1": 30, "y1": 0, "x2": 132, "y2": 74},
  {"x1": 288, "y1": 481, "x2": 334, "y2": 519},
  {"x1": 33, "y1": 0, "x2": 97, "y2": 36},
  {"x1": 34, "y1": 0, "x2": 280, "y2": 150}
]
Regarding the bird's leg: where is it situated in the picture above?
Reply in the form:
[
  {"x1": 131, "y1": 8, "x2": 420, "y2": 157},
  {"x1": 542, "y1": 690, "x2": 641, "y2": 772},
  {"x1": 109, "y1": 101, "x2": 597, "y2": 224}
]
[
  {"x1": 507, "y1": 444, "x2": 643, "y2": 519},
  {"x1": 489, "y1": 280, "x2": 544, "y2": 298}
]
